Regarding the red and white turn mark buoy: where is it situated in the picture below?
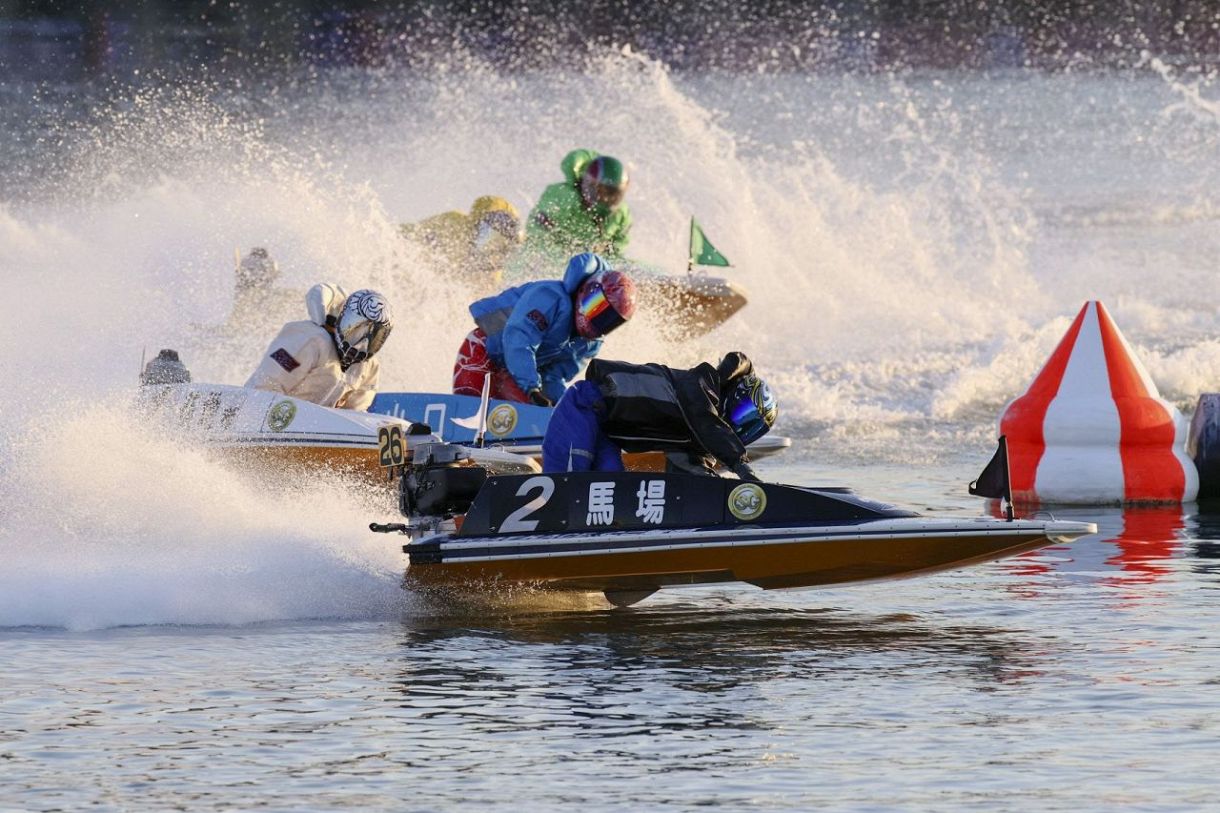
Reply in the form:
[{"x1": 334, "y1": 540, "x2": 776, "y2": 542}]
[{"x1": 998, "y1": 300, "x2": 1197, "y2": 505}]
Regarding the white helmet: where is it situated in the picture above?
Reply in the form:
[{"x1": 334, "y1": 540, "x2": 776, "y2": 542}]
[{"x1": 334, "y1": 289, "x2": 393, "y2": 367}]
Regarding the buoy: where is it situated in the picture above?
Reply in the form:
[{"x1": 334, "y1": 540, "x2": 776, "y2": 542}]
[{"x1": 997, "y1": 300, "x2": 1197, "y2": 505}]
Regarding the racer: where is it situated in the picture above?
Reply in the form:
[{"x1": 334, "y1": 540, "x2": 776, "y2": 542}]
[
  {"x1": 517, "y1": 149, "x2": 632, "y2": 269},
  {"x1": 541, "y1": 352, "x2": 778, "y2": 480},
  {"x1": 453, "y1": 252, "x2": 636, "y2": 406},
  {"x1": 228, "y1": 247, "x2": 298, "y2": 320},
  {"x1": 245, "y1": 284, "x2": 394, "y2": 411},
  {"x1": 140, "y1": 349, "x2": 192, "y2": 386},
  {"x1": 401, "y1": 196, "x2": 523, "y2": 284},
  {"x1": 236, "y1": 247, "x2": 279, "y2": 296}
]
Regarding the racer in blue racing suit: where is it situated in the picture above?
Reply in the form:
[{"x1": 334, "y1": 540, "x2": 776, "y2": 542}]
[{"x1": 452, "y1": 252, "x2": 636, "y2": 405}]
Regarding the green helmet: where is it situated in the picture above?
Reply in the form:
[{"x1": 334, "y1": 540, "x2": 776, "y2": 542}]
[{"x1": 580, "y1": 155, "x2": 629, "y2": 213}]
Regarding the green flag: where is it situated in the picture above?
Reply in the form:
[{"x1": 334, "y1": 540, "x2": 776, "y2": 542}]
[{"x1": 689, "y1": 217, "x2": 731, "y2": 268}]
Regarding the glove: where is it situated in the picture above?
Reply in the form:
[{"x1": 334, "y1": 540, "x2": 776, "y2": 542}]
[
  {"x1": 730, "y1": 460, "x2": 760, "y2": 482},
  {"x1": 527, "y1": 388, "x2": 554, "y2": 407}
]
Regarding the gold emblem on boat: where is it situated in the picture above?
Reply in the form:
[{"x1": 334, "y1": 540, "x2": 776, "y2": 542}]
[
  {"x1": 267, "y1": 399, "x2": 297, "y2": 432},
  {"x1": 728, "y1": 483, "x2": 767, "y2": 521},
  {"x1": 488, "y1": 404, "x2": 518, "y2": 437}
]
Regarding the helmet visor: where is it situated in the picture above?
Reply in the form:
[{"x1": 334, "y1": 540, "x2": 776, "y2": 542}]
[
  {"x1": 337, "y1": 316, "x2": 391, "y2": 362},
  {"x1": 727, "y1": 390, "x2": 769, "y2": 445},
  {"x1": 595, "y1": 182, "x2": 625, "y2": 209},
  {"x1": 576, "y1": 282, "x2": 627, "y2": 337},
  {"x1": 476, "y1": 210, "x2": 522, "y2": 247}
]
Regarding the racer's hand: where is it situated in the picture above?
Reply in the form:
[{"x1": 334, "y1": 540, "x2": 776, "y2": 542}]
[
  {"x1": 527, "y1": 388, "x2": 554, "y2": 407},
  {"x1": 730, "y1": 460, "x2": 761, "y2": 482}
]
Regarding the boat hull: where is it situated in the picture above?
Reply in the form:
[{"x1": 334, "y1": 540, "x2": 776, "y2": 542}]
[
  {"x1": 403, "y1": 518, "x2": 1095, "y2": 594},
  {"x1": 635, "y1": 273, "x2": 749, "y2": 338},
  {"x1": 139, "y1": 384, "x2": 538, "y2": 494}
]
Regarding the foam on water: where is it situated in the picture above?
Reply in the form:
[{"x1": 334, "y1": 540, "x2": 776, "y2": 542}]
[
  {"x1": 0, "y1": 400, "x2": 407, "y2": 631},
  {"x1": 5, "y1": 49, "x2": 1220, "y2": 626}
]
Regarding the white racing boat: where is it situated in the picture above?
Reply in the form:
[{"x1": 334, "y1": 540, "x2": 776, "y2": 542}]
[{"x1": 137, "y1": 384, "x2": 538, "y2": 491}]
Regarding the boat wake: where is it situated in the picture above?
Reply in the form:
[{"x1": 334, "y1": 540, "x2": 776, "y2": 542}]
[{"x1": 0, "y1": 399, "x2": 408, "y2": 631}]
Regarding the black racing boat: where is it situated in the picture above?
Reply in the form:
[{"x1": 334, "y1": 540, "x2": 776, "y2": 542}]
[{"x1": 371, "y1": 444, "x2": 1096, "y2": 607}]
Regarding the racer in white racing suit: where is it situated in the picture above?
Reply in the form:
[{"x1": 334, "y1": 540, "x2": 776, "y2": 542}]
[{"x1": 245, "y1": 284, "x2": 393, "y2": 411}]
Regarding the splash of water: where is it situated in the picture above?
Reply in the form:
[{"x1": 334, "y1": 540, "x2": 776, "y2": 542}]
[
  {"x1": 6, "y1": 50, "x2": 1220, "y2": 625},
  {"x1": 3, "y1": 51, "x2": 1051, "y2": 422},
  {"x1": 0, "y1": 399, "x2": 407, "y2": 631}
]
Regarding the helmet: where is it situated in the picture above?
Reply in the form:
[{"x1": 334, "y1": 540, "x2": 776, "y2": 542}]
[
  {"x1": 470, "y1": 197, "x2": 523, "y2": 250},
  {"x1": 473, "y1": 210, "x2": 522, "y2": 253},
  {"x1": 574, "y1": 270, "x2": 636, "y2": 339},
  {"x1": 140, "y1": 348, "x2": 191, "y2": 386},
  {"x1": 579, "y1": 156, "x2": 629, "y2": 213},
  {"x1": 333, "y1": 289, "x2": 394, "y2": 367},
  {"x1": 236, "y1": 247, "x2": 279, "y2": 290},
  {"x1": 721, "y1": 374, "x2": 778, "y2": 445}
]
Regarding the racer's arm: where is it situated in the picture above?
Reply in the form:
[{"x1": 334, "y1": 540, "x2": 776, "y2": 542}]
[
  {"x1": 336, "y1": 360, "x2": 380, "y2": 412},
  {"x1": 679, "y1": 367, "x2": 755, "y2": 479},
  {"x1": 528, "y1": 183, "x2": 572, "y2": 234},
  {"x1": 244, "y1": 325, "x2": 323, "y2": 396},
  {"x1": 664, "y1": 450, "x2": 720, "y2": 477},
  {"x1": 689, "y1": 403, "x2": 757, "y2": 480},
  {"x1": 501, "y1": 287, "x2": 564, "y2": 396},
  {"x1": 540, "y1": 337, "x2": 602, "y2": 403},
  {"x1": 608, "y1": 207, "x2": 632, "y2": 257}
]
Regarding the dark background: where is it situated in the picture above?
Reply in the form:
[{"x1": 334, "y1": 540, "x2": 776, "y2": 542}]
[{"x1": 2, "y1": 0, "x2": 1219, "y2": 80}]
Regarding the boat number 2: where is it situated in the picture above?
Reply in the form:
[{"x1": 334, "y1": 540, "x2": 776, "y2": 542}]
[{"x1": 500, "y1": 476, "x2": 555, "y2": 533}]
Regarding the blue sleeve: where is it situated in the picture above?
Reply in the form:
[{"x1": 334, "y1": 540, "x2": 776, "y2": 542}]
[
  {"x1": 539, "y1": 373, "x2": 569, "y2": 406},
  {"x1": 502, "y1": 286, "x2": 565, "y2": 394},
  {"x1": 540, "y1": 337, "x2": 603, "y2": 402},
  {"x1": 573, "y1": 337, "x2": 603, "y2": 364}
]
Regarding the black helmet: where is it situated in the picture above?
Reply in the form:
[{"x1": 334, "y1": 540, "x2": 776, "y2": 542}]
[
  {"x1": 236, "y1": 247, "x2": 279, "y2": 290},
  {"x1": 721, "y1": 374, "x2": 778, "y2": 445},
  {"x1": 140, "y1": 349, "x2": 192, "y2": 386}
]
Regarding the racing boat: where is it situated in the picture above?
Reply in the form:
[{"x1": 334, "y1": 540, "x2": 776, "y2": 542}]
[
  {"x1": 138, "y1": 383, "x2": 538, "y2": 490},
  {"x1": 370, "y1": 392, "x2": 791, "y2": 470},
  {"x1": 371, "y1": 443, "x2": 1097, "y2": 607},
  {"x1": 633, "y1": 271, "x2": 748, "y2": 339},
  {"x1": 1188, "y1": 393, "x2": 1220, "y2": 499}
]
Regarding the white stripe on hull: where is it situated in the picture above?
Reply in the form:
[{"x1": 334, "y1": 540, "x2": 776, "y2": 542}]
[
  {"x1": 424, "y1": 518, "x2": 1095, "y2": 561},
  {"x1": 1038, "y1": 302, "x2": 1125, "y2": 502}
]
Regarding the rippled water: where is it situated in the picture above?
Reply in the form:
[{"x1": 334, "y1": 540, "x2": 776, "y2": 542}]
[{"x1": 5, "y1": 458, "x2": 1220, "y2": 810}]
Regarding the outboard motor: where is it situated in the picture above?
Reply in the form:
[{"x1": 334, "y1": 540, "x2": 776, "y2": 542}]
[
  {"x1": 1188, "y1": 394, "x2": 1220, "y2": 499},
  {"x1": 371, "y1": 442, "x2": 487, "y2": 539},
  {"x1": 400, "y1": 442, "x2": 488, "y2": 518}
]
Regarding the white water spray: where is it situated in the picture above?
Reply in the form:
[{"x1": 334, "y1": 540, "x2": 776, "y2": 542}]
[{"x1": 5, "y1": 49, "x2": 1220, "y2": 625}]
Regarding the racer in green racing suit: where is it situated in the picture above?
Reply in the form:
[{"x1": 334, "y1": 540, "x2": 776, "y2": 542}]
[{"x1": 515, "y1": 149, "x2": 632, "y2": 272}]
